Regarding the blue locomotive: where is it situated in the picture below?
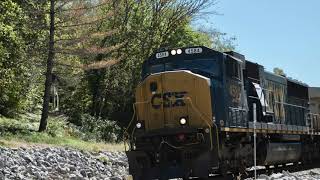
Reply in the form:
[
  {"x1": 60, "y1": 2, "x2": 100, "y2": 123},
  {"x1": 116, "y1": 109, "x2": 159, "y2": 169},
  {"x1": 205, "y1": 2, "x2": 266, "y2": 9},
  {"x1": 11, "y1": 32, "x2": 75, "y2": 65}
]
[{"x1": 125, "y1": 46, "x2": 320, "y2": 179}]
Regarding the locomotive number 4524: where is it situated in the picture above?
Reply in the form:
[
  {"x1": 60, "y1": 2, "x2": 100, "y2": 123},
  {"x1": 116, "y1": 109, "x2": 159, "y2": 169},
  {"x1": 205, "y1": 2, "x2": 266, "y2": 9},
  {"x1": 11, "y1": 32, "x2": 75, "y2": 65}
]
[{"x1": 185, "y1": 47, "x2": 203, "y2": 54}]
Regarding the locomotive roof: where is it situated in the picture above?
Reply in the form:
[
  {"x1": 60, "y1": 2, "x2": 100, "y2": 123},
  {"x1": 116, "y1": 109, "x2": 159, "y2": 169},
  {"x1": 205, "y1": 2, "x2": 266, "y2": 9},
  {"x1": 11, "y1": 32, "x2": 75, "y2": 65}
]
[
  {"x1": 287, "y1": 77, "x2": 309, "y2": 87},
  {"x1": 244, "y1": 61, "x2": 308, "y2": 87},
  {"x1": 145, "y1": 46, "x2": 222, "y2": 65},
  {"x1": 146, "y1": 46, "x2": 309, "y2": 87}
]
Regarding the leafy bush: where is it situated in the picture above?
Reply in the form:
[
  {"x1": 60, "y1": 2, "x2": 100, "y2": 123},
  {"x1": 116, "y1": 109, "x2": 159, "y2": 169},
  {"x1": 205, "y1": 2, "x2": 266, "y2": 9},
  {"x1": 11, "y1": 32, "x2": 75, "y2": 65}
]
[
  {"x1": 78, "y1": 114, "x2": 122, "y2": 143},
  {"x1": 47, "y1": 116, "x2": 68, "y2": 137}
]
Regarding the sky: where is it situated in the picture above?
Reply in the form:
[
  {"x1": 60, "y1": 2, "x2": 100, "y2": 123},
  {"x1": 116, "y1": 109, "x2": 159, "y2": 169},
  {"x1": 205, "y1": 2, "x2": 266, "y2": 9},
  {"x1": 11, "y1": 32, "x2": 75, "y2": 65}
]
[{"x1": 199, "y1": 0, "x2": 320, "y2": 86}]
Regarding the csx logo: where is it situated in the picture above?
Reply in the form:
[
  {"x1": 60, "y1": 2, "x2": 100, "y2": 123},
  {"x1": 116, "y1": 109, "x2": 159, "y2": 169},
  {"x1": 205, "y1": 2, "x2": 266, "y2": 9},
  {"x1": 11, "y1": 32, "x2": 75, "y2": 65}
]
[{"x1": 151, "y1": 91, "x2": 187, "y2": 109}]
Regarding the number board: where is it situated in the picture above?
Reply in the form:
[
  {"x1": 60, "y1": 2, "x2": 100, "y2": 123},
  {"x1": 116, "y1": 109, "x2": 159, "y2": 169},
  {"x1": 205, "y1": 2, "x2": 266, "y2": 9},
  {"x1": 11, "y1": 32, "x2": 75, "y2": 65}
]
[
  {"x1": 156, "y1": 51, "x2": 169, "y2": 59},
  {"x1": 185, "y1": 47, "x2": 203, "y2": 54}
]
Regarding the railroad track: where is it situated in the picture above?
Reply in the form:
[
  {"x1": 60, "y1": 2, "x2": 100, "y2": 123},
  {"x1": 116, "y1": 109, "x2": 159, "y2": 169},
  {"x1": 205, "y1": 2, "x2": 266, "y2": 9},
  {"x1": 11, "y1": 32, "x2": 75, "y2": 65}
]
[
  {"x1": 125, "y1": 163, "x2": 319, "y2": 180},
  {"x1": 180, "y1": 162, "x2": 320, "y2": 180}
]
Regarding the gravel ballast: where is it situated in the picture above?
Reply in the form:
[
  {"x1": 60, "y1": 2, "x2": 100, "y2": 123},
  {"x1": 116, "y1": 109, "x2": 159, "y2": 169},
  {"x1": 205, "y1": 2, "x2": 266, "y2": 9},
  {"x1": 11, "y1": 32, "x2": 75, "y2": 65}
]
[
  {"x1": 245, "y1": 169, "x2": 320, "y2": 180},
  {"x1": 0, "y1": 147, "x2": 128, "y2": 180},
  {"x1": 2, "y1": 146, "x2": 320, "y2": 180}
]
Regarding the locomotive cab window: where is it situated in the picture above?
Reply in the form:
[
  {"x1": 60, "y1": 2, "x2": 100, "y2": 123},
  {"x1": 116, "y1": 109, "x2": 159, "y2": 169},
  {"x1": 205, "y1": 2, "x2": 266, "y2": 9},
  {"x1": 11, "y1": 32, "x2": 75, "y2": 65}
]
[
  {"x1": 226, "y1": 57, "x2": 241, "y2": 80},
  {"x1": 183, "y1": 59, "x2": 220, "y2": 77},
  {"x1": 149, "y1": 63, "x2": 175, "y2": 74},
  {"x1": 150, "y1": 64, "x2": 164, "y2": 73},
  {"x1": 165, "y1": 63, "x2": 174, "y2": 71}
]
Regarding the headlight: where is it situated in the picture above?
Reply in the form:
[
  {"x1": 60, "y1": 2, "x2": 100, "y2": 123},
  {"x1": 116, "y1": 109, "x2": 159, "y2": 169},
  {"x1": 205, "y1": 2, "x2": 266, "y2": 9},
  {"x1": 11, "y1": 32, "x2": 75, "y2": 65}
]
[
  {"x1": 180, "y1": 118, "x2": 187, "y2": 125},
  {"x1": 177, "y1": 49, "x2": 182, "y2": 54},
  {"x1": 136, "y1": 122, "x2": 142, "y2": 129},
  {"x1": 171, "y1": 50, "x2": 177, "y2": 55}
]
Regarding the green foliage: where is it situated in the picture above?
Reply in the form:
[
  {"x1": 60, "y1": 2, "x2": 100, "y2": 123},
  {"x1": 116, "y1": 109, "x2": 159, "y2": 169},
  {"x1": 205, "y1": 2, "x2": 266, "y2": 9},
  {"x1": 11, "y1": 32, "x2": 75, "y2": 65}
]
[
  {"x1": 0, "y1": 114, "x2": 124, "y2": 151},
  {"x1": 165, "y1": 25, "x2": 213, "y2": 48},
  {"x1": 79, "y1": 114, "x2": 121, "y2": 143},
  {"x1": 73, "y1": 0, "x2": 236, "y2": 128},
  {"x1": 0, "y1": 0, "x2": 236, "y2": 144},
  {"x1": 209, "y1": 30, "x2": 236, "y2": 52},
  {"x1": 60, "y1": 77, "x2": 92, "y2": 124},
  {"x1": 274, "y1": 67, "x2": 287, "y2": 77},
  {"x1": 0, "y1": 0, "x2": 26, "y2": 116},
  {"x1": 0, "y1": 0, "x2": 47, "y2": 117},
  {"x1": 0, "y1": 114, "x2": 64, "y2": 136}
]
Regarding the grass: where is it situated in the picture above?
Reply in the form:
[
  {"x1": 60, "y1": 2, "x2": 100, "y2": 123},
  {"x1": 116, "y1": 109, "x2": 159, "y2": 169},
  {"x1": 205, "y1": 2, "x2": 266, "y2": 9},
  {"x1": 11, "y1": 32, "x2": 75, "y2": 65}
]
[
  {"x1": 0, "y1": 133, "x2": 125, "y2": 152},
  {"x1": 0, "y1": 114, "x2": 125, "y2": 152}
]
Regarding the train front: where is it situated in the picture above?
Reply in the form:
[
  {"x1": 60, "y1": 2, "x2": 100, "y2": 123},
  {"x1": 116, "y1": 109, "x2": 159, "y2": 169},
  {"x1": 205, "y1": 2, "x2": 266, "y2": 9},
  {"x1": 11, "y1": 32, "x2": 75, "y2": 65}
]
[{"x1": 126, "y1": 47, "x2": 222, "y2": 180}]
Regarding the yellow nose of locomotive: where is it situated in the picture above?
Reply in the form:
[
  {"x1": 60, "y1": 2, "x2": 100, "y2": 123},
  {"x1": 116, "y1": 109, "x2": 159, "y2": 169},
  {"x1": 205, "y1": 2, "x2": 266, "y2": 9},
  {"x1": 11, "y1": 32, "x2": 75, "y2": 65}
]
[{"x1": 135, "y1": 70, "x2": 213, "y2": 130}]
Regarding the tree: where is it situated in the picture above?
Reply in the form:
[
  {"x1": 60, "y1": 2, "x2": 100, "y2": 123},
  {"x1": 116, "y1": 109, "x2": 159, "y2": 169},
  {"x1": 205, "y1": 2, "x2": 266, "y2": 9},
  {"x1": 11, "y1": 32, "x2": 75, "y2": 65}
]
[
  {"x1": 39, "y1": 0, "x2": 55, "y2": 132},
  {"x1": 81, "y1": 0, "x2": 228, "y2": 126},
  {"x1": 165, "y1": 25, "x2": 236, "y2": 51},
  {"x1": 0, "y1": 0, "x2": 236, "y2": 136},
  {"x1": 0, "y1": 0, "x2": 47, "y2": 117},
  {"x1": 39, "y1": 0, "x2": 121, "y2": 131},
  {"x1": 274, "y1": 67, "x2": 286, "y2": 77}
]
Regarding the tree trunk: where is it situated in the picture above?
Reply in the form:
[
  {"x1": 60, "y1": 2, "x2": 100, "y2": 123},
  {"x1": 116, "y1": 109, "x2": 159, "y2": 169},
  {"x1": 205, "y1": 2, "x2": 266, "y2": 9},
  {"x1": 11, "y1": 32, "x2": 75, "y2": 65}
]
[{"x1": 39, "y1": 0, "x2": 55, "y2": 132}]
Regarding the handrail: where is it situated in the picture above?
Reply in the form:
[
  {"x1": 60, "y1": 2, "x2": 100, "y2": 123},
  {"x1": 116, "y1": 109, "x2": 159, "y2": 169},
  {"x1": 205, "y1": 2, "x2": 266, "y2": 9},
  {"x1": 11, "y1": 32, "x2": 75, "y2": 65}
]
[
  {"x1": 309, "y1": 113, "x2": 320, "y2": 116},
  {"x1": 228, "y1": 107, "x2": 247, "y2": 111},
  {"x1": 277, "y1": 101, "x2": 308, "y2": 109},
  {"x1": 123, "y1": 100, "x2": 152, "y2": 150},
  {"x1": 123, "y1": 104, "x2": 136, "y2": 151},
  {"x1": 307, "y1": 113, "x2": 320, "y2": 134},
  {"x1": 183, "y1": 97, "x2": 219, "y2": 155}
]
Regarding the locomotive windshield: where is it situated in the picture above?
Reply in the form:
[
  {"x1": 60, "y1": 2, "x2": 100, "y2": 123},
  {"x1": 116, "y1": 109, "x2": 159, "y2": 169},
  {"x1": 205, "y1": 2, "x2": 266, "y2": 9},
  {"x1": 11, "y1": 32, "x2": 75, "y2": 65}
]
[{"x1": 145, "y1": 59, "x2": 221, "y2": 78}]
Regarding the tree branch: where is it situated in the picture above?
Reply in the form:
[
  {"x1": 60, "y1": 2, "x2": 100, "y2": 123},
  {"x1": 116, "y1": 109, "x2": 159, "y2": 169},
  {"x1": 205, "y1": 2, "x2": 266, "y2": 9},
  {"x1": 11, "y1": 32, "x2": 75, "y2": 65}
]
[
  {"x1": 54, "y1": 43, "x2": 125, "y2": 56},
  {"x1": 57, "y1": 0, "x2": 111, "y2": 12},
  {"x1": 56, "y1": 13, "x2": 113, "y2": 28}
]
